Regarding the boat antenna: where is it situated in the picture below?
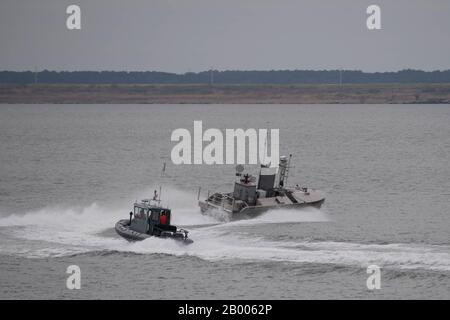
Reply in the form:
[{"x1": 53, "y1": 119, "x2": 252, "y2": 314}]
[
  {"x1": 159, "y1": 162, "x2": 166, "y2": 207},
  {"x1": 262, "y1": 132, "x2": 267, "y2": 166},
  {"x1": 197, "y1": 186, "x2": 202, "y2": 200},
  {"x1": 161, "y1": 162, "x2": 166, "y2": 177},
  {"x1": 285, "y1": 154, "x2": 292, "y2": 186}
]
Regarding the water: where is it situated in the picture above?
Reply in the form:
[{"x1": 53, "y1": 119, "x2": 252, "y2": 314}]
[{"x1": 0, "y1": 104, "x2": 449, "y2": 299}]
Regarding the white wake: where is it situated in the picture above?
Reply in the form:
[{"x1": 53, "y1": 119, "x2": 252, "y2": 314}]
[{"x1": 0, "y1": 186, "x2": 449, "y2": 272}]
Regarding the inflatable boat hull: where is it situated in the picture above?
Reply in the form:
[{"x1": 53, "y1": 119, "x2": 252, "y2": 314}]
[{"x1": 115, "y1": 219, "x2": 193, "y2": 244}]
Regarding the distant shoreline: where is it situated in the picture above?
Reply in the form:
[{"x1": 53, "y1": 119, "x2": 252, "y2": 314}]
[{"x1": 1, "y1": 83, "x2": 450, "y2": 104}]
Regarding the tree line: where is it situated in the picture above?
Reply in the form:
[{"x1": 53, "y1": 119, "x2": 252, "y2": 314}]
[{"x1": 1, "y1": 69, "x2": 450, "y2": 84}]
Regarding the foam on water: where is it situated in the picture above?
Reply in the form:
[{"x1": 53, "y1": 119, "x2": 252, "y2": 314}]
[
  {"x1": 0, "y1": 186, "x2": 221, "y2": 257},
  {"x1": 0, "y1": 186, "x2": 449, "y2": 272},
  {"x1": 226, "y1": 207, "x2": 331, "y2": 225},
  {"x1": 113, "y1": 227, "x2": 450, "y2": 272}
]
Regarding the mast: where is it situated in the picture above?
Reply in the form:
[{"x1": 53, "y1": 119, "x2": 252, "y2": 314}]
[
  {"x1": 153, "y1": 162, "x2": 166, "y2": 206},
  {"x1": 277, "y1": 154, "x2": 292, "y2": 188}
]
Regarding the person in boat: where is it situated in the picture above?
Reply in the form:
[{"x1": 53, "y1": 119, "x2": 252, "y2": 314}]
[
  {"x1": 136, "y1": 208, "x2": 145, "y2": 219},
  {"x1": 159, "y1": 210, "x2": 167, "y2": 225},
  {"x1": 154, "y1": 210, "x2": 177, "y2": 235}
]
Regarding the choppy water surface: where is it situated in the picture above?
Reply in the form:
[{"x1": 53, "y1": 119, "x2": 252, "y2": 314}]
[{"x1": 0, "y1": 104, "x2": 449, "y2": 299}]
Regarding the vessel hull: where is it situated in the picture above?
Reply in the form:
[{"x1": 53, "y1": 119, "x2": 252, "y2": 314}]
[
  {"x1": 199, "y1": 198, "x2": 324, "y2": 220},
  {"x1": 115, "y1": 219, "x2": 193, "y2": 244}
]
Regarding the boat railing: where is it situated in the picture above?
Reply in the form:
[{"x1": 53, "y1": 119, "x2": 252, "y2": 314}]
[
  {"x1": 208, "y1": 193, "x2": 231, "y2": 203},
  {"x1": 221, "y1": 194, "x2": 234, "y2": 207}
]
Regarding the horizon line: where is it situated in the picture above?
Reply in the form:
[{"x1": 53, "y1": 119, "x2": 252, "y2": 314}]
[{"x1": 2, "y1": 68, "x2": 450, "y2": 74}]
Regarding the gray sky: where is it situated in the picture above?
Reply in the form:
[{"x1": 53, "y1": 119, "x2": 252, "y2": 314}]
[{"x1": 1, "y1": 0, "x2": 449, "y2": 72}]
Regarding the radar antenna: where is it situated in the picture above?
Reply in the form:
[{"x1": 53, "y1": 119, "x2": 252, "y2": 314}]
[
  {"x1": 235, "y1": 164, "x2": 244, "y2": 182},
  {"x1": 278, "y1": 154, "x2": 292, "y2": 188}
]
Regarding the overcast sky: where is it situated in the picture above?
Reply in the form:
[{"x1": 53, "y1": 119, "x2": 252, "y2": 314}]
[{"x1": 1, "y1": 0, "x2": 449, "y2": 72}]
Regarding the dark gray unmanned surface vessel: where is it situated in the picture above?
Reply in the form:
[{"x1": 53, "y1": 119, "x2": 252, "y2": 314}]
[{"x1": 199, "y1": 155, "x2": 325, "y2": 220}]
